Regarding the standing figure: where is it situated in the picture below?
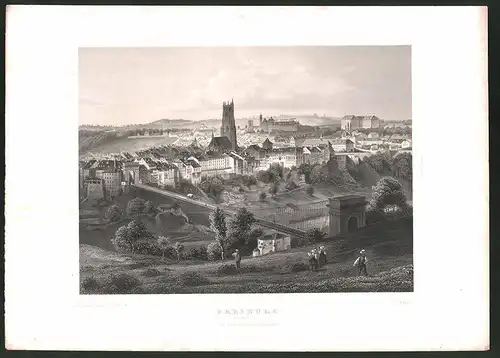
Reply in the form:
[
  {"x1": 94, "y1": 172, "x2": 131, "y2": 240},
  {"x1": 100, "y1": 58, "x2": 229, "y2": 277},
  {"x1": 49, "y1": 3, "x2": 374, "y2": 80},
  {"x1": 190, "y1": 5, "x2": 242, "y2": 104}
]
[
  {"x1": 319, "y1": 246, "x2": 327, "y2": 267},
  {"x1": 308, "y1": 250, "x2": 318, "y2": 272},
  {"x1": 232, "y1": 249, "x2": 241, "y2": 270},
  {"x1": 353, "y1": 249, "x2": 368, "y2": 276}
]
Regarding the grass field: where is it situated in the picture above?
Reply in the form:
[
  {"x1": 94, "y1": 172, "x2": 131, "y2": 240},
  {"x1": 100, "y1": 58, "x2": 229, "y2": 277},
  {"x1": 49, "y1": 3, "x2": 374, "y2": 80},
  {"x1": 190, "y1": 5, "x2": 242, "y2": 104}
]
[{"x1": 80, "y1": 217, "x2": 413, "y2": 294}]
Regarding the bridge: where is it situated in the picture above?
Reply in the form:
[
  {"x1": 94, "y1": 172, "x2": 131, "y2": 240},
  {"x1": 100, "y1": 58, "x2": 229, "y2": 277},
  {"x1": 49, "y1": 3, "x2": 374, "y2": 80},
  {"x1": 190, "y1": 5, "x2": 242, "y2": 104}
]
[{"x1": 131, "y1": 183, "x2": 307, "y2": 238}]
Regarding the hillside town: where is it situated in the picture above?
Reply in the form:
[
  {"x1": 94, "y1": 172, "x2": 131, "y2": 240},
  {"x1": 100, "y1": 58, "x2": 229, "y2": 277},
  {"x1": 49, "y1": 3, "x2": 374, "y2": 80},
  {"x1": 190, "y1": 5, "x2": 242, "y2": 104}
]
[{"x1": 79, "y1": 101, "x2": 412, "y2": 203}]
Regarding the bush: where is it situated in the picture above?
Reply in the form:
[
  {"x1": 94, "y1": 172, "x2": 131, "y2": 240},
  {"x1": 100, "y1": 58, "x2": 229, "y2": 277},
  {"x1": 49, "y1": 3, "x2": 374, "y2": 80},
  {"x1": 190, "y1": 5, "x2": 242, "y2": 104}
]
[
  {"x1": 142, "y1": 268, "x2": 162, "y2": 277},
  {"x1": 305, "y1": 228, "x2": 326, "y2": 243},
  {"x1": 105, "y1": 205, "x2": 122, "y2": 222},
  {"x1": 284, "y1": 262, "x2": 309, "y2": 273},
  {"x1": 134, "y1": 239, "x2": 162, "y2": 256},
  {"x1": 126, "y1": 197, "x2": 146, "y2": 216},
  {"x1": 207, "y1": 241, "x2": 222, "y2": 261},
  {"x1": 306, "y1": 186, "x2": 314, "y2": 196},
  {"x1": 217, "y1": 264, "x2": 239, "y2": 275},
  {"x1": 199, "y1": 245, "x2": 208, "y2": 260},
  {"x1": 291, "y1": 235, "x2": 310, "y2": 248},
  {"x1": 109, "y1": 273, "x2": 141, "y2": 293},
  {"x1": 81, "y1": 276, "x2": 100, "y2": 291},
  {"x1": 176, "y1": 272, "x2": 210, "y2": 286},
  {"x1": 285, "y1": 180, "x2": 298, "y2": 191}
]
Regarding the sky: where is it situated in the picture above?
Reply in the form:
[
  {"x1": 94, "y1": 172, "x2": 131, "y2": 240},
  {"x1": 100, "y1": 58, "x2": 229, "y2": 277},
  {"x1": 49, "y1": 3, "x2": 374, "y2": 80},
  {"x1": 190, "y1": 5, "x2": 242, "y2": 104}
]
[{"x1": 79, "y1": 46, "x2": 411, "y2": 125}]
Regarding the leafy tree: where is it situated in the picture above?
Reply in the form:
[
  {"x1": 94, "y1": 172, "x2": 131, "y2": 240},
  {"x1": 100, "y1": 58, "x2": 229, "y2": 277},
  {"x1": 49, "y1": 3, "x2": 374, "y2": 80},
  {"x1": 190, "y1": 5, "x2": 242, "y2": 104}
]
[
  {"x1": 157, "y1": 236, "x2": 171, "y2": 260},
  {"x1": 112, "y1": 225, "x2": 138, "y2": 253},
  {"x1": 207, "y1": 241, "x2": 222, "y2": 261},
  {"x1": 285, "y1": 180, "x2": 298, "y2": 191},
  {"x1": 305, "y1": 228, "x2": 326, "y2": 244},
  {"x1": 268, "y1": 182, "x2": 279, "y2": 196},
  {"x1": 259, "y1": 192, "x2": 267, "y2": 202},
  {"x1": 173, "y1": 242, "x2": 184, "y2": 262},
  {"x1": 309, "y1": 164, "x2": 328, "y2": 184},
  {"x1": 370, "y1": 177, "x2": 408, "y2": 212},
  {"x1": 105, "y1": 205, "x2": 122, "y2": 222},
  {"x1": 298, "y1": 163, "x2": 313, "y2": 184},
  {"x1": 269, "y1": 163, "x2": 284, "y2": 181},
  {"x1": 227, "y1": 208, "x2": 257, "y2": 252},
  {"x1": 306, "y1": 185, "x2": 314, "y2": 196},
  {"x1": 127, "y1": 219, "x2": 149, "y2": 241},
  {"x1": 209, "y1": 207, "x2": 228, "y2": 261},
  {"x1": 126, "y1": 197, "x2": 146, "y2": 216}
]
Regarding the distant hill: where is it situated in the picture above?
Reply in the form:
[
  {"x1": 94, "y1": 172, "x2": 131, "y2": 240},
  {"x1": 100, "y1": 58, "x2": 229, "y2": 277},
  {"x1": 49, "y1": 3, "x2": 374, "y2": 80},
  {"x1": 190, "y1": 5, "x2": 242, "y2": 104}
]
[{"x1": 147, "y1": 118, "x2": 194, "y2": 128}]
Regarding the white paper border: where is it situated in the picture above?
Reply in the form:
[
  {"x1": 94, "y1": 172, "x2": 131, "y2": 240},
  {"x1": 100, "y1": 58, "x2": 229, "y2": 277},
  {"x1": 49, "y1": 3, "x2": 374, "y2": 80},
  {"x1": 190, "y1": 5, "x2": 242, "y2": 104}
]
[{"x1": 5, "y1": 6, "x2": 489, "y2": 351}]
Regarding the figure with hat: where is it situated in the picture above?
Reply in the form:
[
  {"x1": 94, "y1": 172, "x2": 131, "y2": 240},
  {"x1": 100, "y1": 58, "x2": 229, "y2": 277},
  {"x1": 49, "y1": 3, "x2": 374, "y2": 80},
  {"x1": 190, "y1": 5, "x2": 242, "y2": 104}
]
[
  {"x1": 353, "y1": 249, "x2": 368, "y2": 276},
  {"x1": 318, "y1": 246, "x2": 327, "y2": 268},
  {"x1": 308, "y1": 249, "x2": 319, "y2": 271},
  {"x1": 232, "y1": 249, "x2": 241, "y2": 270}
]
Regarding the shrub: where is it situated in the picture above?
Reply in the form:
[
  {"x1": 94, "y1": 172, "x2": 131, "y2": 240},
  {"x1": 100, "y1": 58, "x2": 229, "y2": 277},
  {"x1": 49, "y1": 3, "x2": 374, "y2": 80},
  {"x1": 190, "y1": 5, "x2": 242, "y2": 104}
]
[
  {"x1": 176, "y1": 272, "x2": 210, "y2": 286},
  {"x1": 81, "y1": 276, "x2": 100, "y2": 291},
  {"x1": 217, "y1": 264, "x2": 238, "y2": 275},
  {"x1": 142, "y1": 268, "x2": 162, "y2": 277},
  {"x1": 291, "y1": 235, "x2": 310, "y2": 248},
  {"x1": 199, "y1": 245, "x2": 208, "y2": 261},
  {"x1": 109, "y1": 273, "x2": 141, "y2": 293},
  {"x1": 126, "y1": 197, "x2": 146, "y2": 216},
  {"x1": 306, "y1": 186, "x2": 314, "y2": 196},
  {"x1": 207, "y1": 241, "x2": 222, "y2": 261},
  {"x1": 285, "y1": 180, "x2": 298, "y2": 191},
  {"x1": 105, "y1": 205, "x2": 122, "y2": 222},
  {"x1": 284, "y1": 262, "x2": 309, "y2": 273},
  {"x1": 134, "y1": 239, "x2": 162, "y2": 256},
  {"x1": 305, "y1": 228, "x2": 326, "y2": 243}
]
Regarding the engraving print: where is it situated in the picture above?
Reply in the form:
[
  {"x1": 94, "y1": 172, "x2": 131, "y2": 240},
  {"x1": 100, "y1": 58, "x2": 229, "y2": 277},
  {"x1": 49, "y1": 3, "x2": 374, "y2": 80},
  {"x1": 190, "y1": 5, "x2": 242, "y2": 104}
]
[{"x1": 79, "y1": 46, "x2": 413, "y2": 294}]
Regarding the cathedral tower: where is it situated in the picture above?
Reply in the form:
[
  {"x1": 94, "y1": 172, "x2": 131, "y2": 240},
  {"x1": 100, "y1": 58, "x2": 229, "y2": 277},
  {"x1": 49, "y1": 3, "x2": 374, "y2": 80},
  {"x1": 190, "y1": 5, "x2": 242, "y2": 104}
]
[{"x1": 220, "y1": 99, "x2": 238, "y2": 150}]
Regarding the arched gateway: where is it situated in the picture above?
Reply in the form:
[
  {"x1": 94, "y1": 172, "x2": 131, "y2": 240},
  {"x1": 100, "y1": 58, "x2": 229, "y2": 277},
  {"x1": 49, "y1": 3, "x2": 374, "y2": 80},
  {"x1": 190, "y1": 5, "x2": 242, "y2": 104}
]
[{"x1": 327, "y1": 195, "x2": 367, "y2": 237}]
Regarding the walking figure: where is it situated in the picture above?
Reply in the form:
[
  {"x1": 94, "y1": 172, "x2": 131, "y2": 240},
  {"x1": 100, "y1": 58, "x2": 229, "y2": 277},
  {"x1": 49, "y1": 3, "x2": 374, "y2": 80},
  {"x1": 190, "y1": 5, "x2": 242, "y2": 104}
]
[
  {"x1": 353, "y1": 249, "x2": 368, "y2": 276},
  {"x1": 232, "y1": 249, "x2": 241, "y2": 270},
  {"x1": 308, "y1": 249, "x2": 319, "y2": 271},
  {"x1": 318, "y1": 246, "x2": 327, "y2": 267}
]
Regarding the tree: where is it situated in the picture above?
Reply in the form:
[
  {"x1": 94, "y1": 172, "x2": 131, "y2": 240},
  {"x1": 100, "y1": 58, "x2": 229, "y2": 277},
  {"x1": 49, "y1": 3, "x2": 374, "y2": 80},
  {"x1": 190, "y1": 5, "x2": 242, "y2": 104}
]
[
  {"x1": 126, "y1": 197, "x2": 146, "y2": 216},
  {"x1": 259, "y1": 192, "x2": 267, "y2": 202},
  {"x1": 111, "y1": 225, "x2": 139, "y2": 253},
  {"x1": 209, "y1": 207, "x2": 228, "y2": 261},
  {"x1": 173, "y1": 242, "x2": 184, "y2": 262},
  {"x1": 105, "y1": 205, "x2": 122, "y2": 222},
  {"x1": 305, "y1": 228, "x2": 326, "y2": 244},
  {"x1": 370, "y1": 177, "x2": 408, "y2": 212},
  {"x1": 268, "y1": 182, "x2": 279, "y2": 196},
  {"x1": 207, "y1": 241, "x2": 222, "y2": 261},
  {"x1": 309, "y1": 164, "x2": 328, "y2": 184},
  {"x1": 298, "y1": 163, "x2": 313, "y2": 184},
  {"x1": 144, "y1": 201, "x2": 155, "y2": 214},
  {"x1": 157, "y1": 236, "x2": 171, "y2": 260},
  {"x1": 285, "y1": 180, "x2": 298, "y2": 191},
  {"x1": 306, "y1": 185, "x2": 314, "y2": 196},
  {"x1": 128, "y1": 219, "x2": 148, "y2": 239},
  {"x1": 227, "y1": 208, "x2": 257, "y2": 252}
]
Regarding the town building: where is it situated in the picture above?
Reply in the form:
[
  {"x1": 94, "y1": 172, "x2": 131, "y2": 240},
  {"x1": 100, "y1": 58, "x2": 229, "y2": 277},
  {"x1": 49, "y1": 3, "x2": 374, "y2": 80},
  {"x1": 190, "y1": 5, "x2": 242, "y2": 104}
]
[
  {"x1": 259, "y1": 116, "x2": 299, "y2": 133},
  {"x1": 341, "y1": 115, "x2": 380, "y2": 131},
  {"x1": 220, "y1": 99, "x2": 238, "y2": 150},
  {"x1": 84, "y1": 177, "x2": 105, "y2": 203},
  {"x1": 207, "y1": 135, "x2": 233, "y2": 152},
  {"x1": 257, "y1": 233, "x2": 292, "y2": 256},
  {"x1": 262, "y1": 138, "x2": 273, "y2": 150}
]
